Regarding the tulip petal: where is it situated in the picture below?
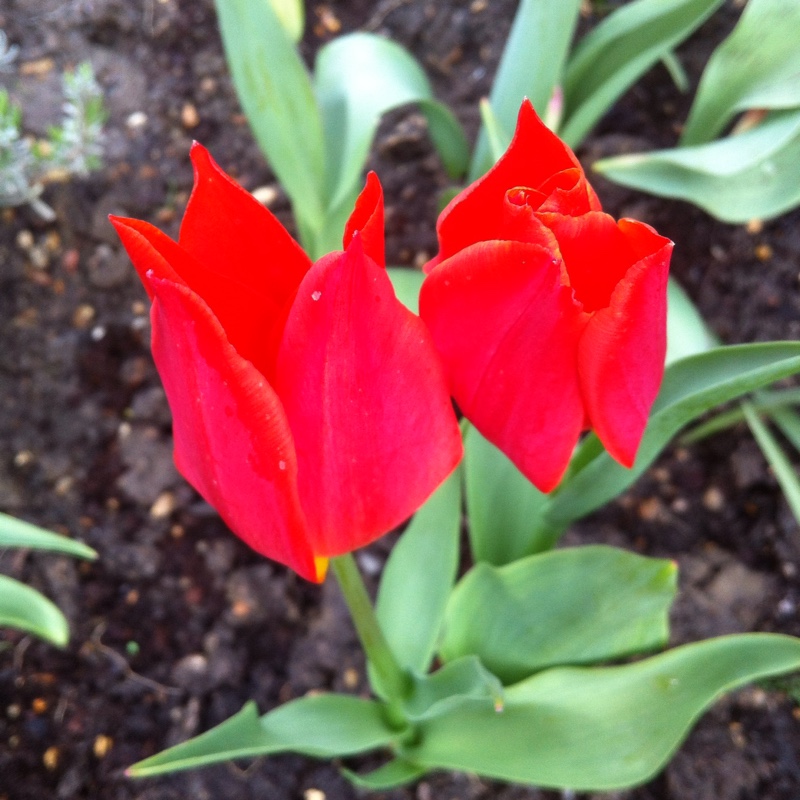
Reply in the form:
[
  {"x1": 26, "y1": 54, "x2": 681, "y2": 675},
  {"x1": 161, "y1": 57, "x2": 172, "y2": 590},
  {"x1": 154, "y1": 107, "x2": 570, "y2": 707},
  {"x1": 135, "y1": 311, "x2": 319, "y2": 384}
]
[
  {"x1": 539, "y1": 211, "x2": 646, "y2": 313},
  {"x1": 420, "y1": 241, "x2": 587, "y2": 492},
  {"x1": 578, "y1": 221, "x2": 673, "y2": 467},
  {"x1": 275, "y1": 238, "x2": 462, "y2": 557},
  {"x1": 429, "y1": 100, "x2": 600, "y2": 270},
  {"x1": 147, "y1": 273, "x2": 318, "y2": 582},
  {"x1": 180, "y1": 143, "x2": 311, "y2": 315},
  {"x1": 343, "y1": 171, "x2": 385, "y2": 268},
  {"x1": 111, "y1": 215, "x2": 285, "y2": 382}
]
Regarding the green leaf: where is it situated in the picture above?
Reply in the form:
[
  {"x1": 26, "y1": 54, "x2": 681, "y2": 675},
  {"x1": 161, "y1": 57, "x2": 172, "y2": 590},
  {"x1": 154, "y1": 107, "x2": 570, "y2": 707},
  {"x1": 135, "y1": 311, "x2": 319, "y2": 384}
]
[
  {"x1": 315, "y1": 32, "x2": 468, "y2": 214},
  {"x1": 386, "y1": 267, "x2": 424, "y2": 315},
  {"x1": 594, "y1": 109, "x2": 800, "y2": 223},
  {"x1": 681, "y1": 0, "x2": 800, "y2": 145},
  {"x1": 342, "y1": 758, "x2": 427, "y2": 790},
  {"x1": 561, "y1": 0, "x2": 725, "y2": 147},
  {"x1": 440, "y1": 546, "x2": 676, "y2": 684},
  {"x1": 743, "y1": 402, "x2": 800, "y2": 524},
  {"x1": 376, "y1": 470, "x2": 462, "y2": 675},
  {"x1": 128, "y1": 696, "x2": 401, "y2": 778},
  {"x1": 214, "y1": 0, "x2": 326, "y2": 248},
  {"x1": 268, "y1": 0, "x2": 304, "y2": 43},
  {"x1": 0, "y1": 574, "x2": 69, "y2": 646},
  {"x1": 681, "y1": 387, "x2": 800, "y2": 443},
  {"x1": 772, "y1": 405, "x2": 800, "y2": 451},
  {"x1": 403, "y1": 656, "x2": 504, "y2": 722},
  {"x1": 463, "y1": 426, "x2": 551, "y2": 566},
  {"x1": 666, "y1": 277, "x2": 718, "y2": 365},
  {"x1": 0, "y1": 512, "x2": 96, "y2": 559},
  {"x1": 471, "y1": 0, "x2": 582, "y2": 179},
  {"x1": 406, "y1": 634, "x2": 800, "y2": 790},
  {"x1": 546, "y1": 341, "x2": 800, "y2": 529}
]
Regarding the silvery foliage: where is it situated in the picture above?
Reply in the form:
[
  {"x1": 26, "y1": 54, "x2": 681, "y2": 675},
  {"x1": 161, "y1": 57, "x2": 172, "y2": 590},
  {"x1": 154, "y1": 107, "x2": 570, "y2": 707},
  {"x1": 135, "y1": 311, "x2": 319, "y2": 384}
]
[{"x1": 0, "y1": 35, "x2": 106, "y2": 215}]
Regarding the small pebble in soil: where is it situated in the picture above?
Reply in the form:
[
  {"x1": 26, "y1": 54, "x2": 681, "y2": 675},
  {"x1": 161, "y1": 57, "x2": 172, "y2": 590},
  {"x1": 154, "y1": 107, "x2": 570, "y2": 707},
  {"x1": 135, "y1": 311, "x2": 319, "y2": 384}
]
[
  {"x1": 72, "y1": 304, "x2": 96, "y2": 329},
  {"x1": 126, "y1": 111, "x2": 148, "y2": 129},
  {"x1": 181, "y1": 102, "x2": 200, "y2": 129},
  {"x1": 304, "y1": 790, "x2": 325, "y2": 800},
  {"x1": 42, "y1": 746, "x2": 59, "y2": 770},
  {"x1": 754, "y1": 243, "x2": 773, "y2": 261},
  {"x1": 93, "y1": 734, "x2": 113, "y2": 758},
  {"x1": 703, "y1": 486, "x2": 725, "y2": 512}
]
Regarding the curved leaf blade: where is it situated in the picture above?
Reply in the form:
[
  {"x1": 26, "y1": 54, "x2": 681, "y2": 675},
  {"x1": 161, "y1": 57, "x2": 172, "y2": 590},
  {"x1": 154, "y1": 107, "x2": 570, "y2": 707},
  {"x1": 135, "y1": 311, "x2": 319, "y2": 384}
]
[
  {"x1": 214, "y1": 0, "x2": 326, "y2": 233},
  {"x1": 682, "y1": 0, "x2": 800, "y2": 145},
  {"x1": 547, "y1": 341, "x2": 800, "y2": 527},
  {"x1": 471, "y1": 0, "x2": 582, "y2": 179},
  {"x1": 561, "y1": 0, "x2": 725, "y2": 147},
  {"x1": 315, "y1": 32, "x2": 468, "y2": 213},
  {"x1": 128, "y1": 696, "x2": 400, "y2": 778},
  {"x1": 0, "y1": 512, "x2": 96, "y2": 559},
  {"x1": 0, "y1": 574, "x2": 69, "y2": 646},
  {"x1": 440, "y1": 546, "x2": 676, "y2": 684},
  {"x1": 407, "y1": 634, "x2": 800, "y2": 790},
  {"x1": 343, "y1": 758, "x2": 427, "y2": 790},
  {"x1": 594, "y1": 109, "x2": 800, "y2": 222}
]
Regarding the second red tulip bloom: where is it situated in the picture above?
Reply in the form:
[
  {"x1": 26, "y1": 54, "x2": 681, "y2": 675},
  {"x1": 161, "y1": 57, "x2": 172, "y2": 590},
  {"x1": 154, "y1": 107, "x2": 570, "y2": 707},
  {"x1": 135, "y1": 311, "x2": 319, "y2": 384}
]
[{"x1": 420, "y1": 101, "x2": 673, "y2": 492}]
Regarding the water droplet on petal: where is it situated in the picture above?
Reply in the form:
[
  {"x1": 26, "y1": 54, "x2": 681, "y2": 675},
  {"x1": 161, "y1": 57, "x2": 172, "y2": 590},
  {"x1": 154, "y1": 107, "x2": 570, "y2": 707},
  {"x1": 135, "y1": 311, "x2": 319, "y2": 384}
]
[
  {"x1": 278, "y1": 460, "x2": 287, "y2": 471},
  {"x1": 311, "y1": 290, "x2": 322, "y2": 301}
]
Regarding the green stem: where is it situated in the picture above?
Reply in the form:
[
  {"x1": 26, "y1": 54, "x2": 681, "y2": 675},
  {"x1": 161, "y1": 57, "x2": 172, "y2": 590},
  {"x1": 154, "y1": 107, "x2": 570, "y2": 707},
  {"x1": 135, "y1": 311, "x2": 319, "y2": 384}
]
[{"x1": 330, "y1": 553, "x2": 411, "y2": 717}]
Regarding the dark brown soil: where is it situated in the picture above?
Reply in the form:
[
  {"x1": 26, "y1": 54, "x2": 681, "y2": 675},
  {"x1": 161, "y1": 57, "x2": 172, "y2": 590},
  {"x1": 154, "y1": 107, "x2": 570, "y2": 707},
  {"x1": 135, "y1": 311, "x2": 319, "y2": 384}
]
[{"x1": 1, "y1": 2, "x2": 799, "y2": 799}]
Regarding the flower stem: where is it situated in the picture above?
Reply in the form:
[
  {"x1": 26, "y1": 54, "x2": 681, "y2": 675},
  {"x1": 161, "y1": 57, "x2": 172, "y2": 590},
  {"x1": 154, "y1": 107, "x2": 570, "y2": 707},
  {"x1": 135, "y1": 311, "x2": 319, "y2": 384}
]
[{"x1": 330, "y1": 553, "x2": 411, "y2": 713}]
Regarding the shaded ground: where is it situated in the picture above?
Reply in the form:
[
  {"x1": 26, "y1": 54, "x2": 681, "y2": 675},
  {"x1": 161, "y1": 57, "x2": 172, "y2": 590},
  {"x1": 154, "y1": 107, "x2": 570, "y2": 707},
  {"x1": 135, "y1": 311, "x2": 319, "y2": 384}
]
[{"x1": 1, "y1": 1, "x2": 799, "y2": 799}]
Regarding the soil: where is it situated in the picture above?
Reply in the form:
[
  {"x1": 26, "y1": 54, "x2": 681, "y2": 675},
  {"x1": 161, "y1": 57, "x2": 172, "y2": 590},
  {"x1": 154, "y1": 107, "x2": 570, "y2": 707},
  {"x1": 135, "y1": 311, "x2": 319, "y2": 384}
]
[{"x1": 1, "y1": 1, "x2": 799, "y2": 799}]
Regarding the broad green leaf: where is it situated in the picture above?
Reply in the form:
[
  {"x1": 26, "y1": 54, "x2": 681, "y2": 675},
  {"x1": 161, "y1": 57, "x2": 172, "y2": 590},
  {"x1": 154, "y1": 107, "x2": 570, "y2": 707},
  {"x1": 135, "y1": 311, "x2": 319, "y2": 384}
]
[
  {"x1": 561, "y1": 0, "x2": 725, "y2": 147},
  {"x1": 471, "y1": 0, "x2": 582, "y2": 179},
  {"x1": 666, "y1": 277, "x2": 718, "y2": 365},
  {"x1": 546, "y1": 342, "x2": 800, "y2": 529},
  {"x1": 315, "y1": 32, "x2": 468, "y2": 215},
  {"x1": 0, "y1": 512, "x2": 96, "y2": 559},
  {"x1": 772, "y1": 406, "x2": 800, "y2": 451},
  {"x1": 215, "y1": 0, "x2": 326, "y2": 248},
  {"x1": 406, "y1": 634, "x2": 800, "y2": 790},
  {"x1": 128, "y1": 696, "x2": 401, "y2": 778},
  {"x1": 681, "y1": 0, "x2": 800, "y2": 145},
  {"x1": 0, "y1": 574, "x2": 69, "y2": 646},
  {"x1": 403, "y1": 656, "x2": 504, "y2": 722},
  {"x1": 376, "y1": 470, "x2": 462, "y2": 675},
  {"x1": 343, "y1": 758, "x2": 427, "y2": 790},
  {"x1": 464, "y1": 426, "x2": 550, "y2": 566},
  {"x1": 268, "y1": 0, "x2": 304, "y2": 43},
  {"x1": 440, "y1": 546, "x2": 676, "y2": 684},
  {"x1": 594, "y1": 109, "x2": 800, "y2": 223},
  {"x1": 386, "y1": 267, "x2": 423, "y2": 315},
  {"x1": 743, "y1": 402, "x2": 800, "y2": 523}
]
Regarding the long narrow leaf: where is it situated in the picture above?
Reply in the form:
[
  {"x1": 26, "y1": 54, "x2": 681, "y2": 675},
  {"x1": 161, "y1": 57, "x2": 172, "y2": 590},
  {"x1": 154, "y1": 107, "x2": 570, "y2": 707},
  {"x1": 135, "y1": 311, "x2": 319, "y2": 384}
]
[
  {"x1": 545, "y1": 342, "x2": 800, "y2": 528},
  {"x1": 681, "y1": 0, "x2": 800, "y2": 145},
  {"x1": 376, "y1": 470, "x2": 462, "y2": 675},
  {"x1": 214, "y1": 0, "x2": 326, "y2": 243},
  {"x1": 742, "y1": 402, "x2": 800, "y2": 524},
  {"x1": 0, "y1": 575, "x2": 69, "y2": 646},
  {"x1": 470, "y1": 0, "x2": 582, "y2": 179},
  {"x1": 464, "y1": 426, "x2": 550, "y2": 566},
  {"x1": 772, "y1": 406, "x2": 800, "y2": 452},
  {"x1": 595, "y1": 109, "x2": 800, "y2": 223},
  {"x1": 561, "y1": 0, "x2": 724, "y2": 147},
  {"x1": 0, "y1": 512, "x2": 96, "y2": 559}
]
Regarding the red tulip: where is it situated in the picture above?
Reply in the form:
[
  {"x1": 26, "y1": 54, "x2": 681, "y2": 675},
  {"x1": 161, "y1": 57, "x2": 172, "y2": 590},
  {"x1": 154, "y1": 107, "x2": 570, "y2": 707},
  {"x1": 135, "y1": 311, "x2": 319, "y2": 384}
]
[
  {"x1": 420, "y1": 100, "x2": 673, "y2": 493},
  {"x1": 111, "y1": 145, "x2": 462, "y2": 582}
]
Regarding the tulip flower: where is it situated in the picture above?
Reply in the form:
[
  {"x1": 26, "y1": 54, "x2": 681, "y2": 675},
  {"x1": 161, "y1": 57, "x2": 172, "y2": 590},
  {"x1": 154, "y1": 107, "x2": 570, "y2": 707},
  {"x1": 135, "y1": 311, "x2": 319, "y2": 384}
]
[
  {"x1": 420, "y1": 100, "x2": 673, "y2": 493},
  {"x1": 111, "y1": 145, "x2": 462, "y2": 582}
]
